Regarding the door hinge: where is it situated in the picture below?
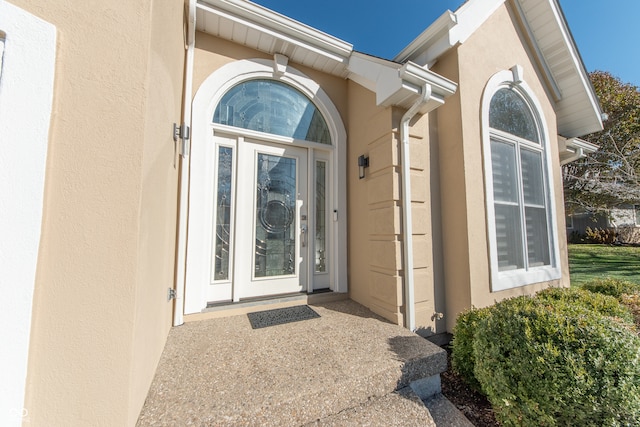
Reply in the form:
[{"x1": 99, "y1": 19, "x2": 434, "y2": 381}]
[
  {"x1": 168, "y1": 288, "x2": 177, "y2": 301},
  {"x1": 173, "y1": 123, "x2": 191, "y2": 157}
]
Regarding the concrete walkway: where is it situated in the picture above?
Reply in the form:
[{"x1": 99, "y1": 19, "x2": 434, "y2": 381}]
[{"x1": 137, "y1": 299, "x2": 472, "y2": 426}]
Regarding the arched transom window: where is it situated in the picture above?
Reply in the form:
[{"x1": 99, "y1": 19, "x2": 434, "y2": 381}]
[
  {"x1": 213, "y1": 79, "x2": 331, "y2": 145},
  {"x1": 484, "y1": 75, "x2": 560, "y2": 292}
]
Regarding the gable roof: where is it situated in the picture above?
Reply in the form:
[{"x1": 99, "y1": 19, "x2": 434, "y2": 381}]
[
  {"x1": 394, "y1": 0, "x2": 603, "y2": 138},
  {"x1": 196, "y1": 0, "x2": 457, "y2": 113},
  {"x1": 195, "y1": 0, "x2": 601, "y2": 137}
]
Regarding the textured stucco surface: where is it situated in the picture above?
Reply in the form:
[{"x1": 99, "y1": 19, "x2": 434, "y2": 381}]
[{"x1": 8, "y1": 0, "x2": 185, "y2": 425}]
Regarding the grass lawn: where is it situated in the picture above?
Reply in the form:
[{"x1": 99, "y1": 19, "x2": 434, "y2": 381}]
[{"x1": 568, "y1": 244, "x2": 640, "y2": 287}]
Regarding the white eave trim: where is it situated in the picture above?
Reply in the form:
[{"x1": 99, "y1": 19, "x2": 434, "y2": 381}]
[
  {"x1": 394, "y1": 11, "x2": 458, "y2": 66},
  {"x1": 559, "y1": 136, "x2": 599, "y2": 165},
  {"x1": 196, "y1": 0, "x2": 352, "y2": 69}
]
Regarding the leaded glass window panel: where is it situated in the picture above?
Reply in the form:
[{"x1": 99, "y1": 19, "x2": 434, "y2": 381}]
[
  {"x1": 315, "y1": 161, "x2": 327, "y2": 273},
  {"x1": 213, "y1": 146, "x2": 233, "y2": 280},
  {"x1": 489, "y1": 88, "x2": 539, "y2": 143},
  {"x1": 213, "y1": 79, "x2": 331, "y2": 145},
  {"x1": 254, "y1": 153, "x2": 297, "y2": 277}
]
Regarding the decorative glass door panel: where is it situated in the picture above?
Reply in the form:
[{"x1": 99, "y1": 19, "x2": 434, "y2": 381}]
[
  {"x1": 232, "y1": 140, "x2": 308, "y2": 299},
  {"x1": 255, "y1": 153, "x2": 298, "y2": 278}
]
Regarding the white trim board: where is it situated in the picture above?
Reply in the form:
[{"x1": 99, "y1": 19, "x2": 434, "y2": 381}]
[{"x1": 0, "y1": 3, "x2": 56, "y2": 425}]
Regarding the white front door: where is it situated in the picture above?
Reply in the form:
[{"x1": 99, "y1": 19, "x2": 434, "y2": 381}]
[{"x1": 207, "y1": 133, "x2": 309, "y2": 303}]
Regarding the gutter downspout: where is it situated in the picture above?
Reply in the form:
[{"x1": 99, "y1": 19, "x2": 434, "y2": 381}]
[
  {"x1": 174, "y1": 0, "x2": 196, "y2": 327},
  {"x1": 400, "y1": 84, "x2": 432, "y2": 331}
]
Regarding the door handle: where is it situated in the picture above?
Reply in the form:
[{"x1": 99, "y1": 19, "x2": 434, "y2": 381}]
[{"x1": 301, "y1": 224, "x2": 308, "y2": 247}]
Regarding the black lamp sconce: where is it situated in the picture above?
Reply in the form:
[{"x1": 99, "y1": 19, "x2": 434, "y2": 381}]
[{"x1": 358, "y1": 155, "x2": 369, "y2": 179}]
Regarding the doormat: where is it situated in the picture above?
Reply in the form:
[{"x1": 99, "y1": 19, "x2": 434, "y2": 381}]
[{"x1": 247, "y1": 305, "x2": 320, "y2": 329}]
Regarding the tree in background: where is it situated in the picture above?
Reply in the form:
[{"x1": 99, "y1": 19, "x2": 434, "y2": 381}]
[{"x1": 563, "y1": 71, "x2": 640, "y2": 214}]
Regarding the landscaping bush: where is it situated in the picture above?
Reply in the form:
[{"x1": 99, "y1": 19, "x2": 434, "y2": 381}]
[
  {"x1": 584, "y1": 226, "x2": 617, "y2": 244},
  {"x1": 581, "y1": 277, "x2": 640, "y2": 299},
  {"x1": 450, "y1": 307, "x2": 490, "y2": 391},
  {"x1": 620, "y1": 293, "x2": 640, "y2": 326},
  {"x1": 473, "y1": 296, "x2": 640, "y2": 426},
  {"x1": 537, "y1": 286, "x2": 634, "y2": 325}
]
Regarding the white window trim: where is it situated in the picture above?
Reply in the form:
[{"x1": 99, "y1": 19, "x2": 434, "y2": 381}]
[
  {"x1": 566, "y1": 213, "x2": 574, "y2": 230},
  {"x1": 635, "y1": 205, "x2": 640, "y2": 227},
  {"x1": 0, "y1": 4, "x2": 56, "y2": 425},
  {"x1": 481, "y1": 67, "x2": 561, "y2": 292},
  {"x1": 185, "y1": 58, "x2": 348, "y2": 314}
]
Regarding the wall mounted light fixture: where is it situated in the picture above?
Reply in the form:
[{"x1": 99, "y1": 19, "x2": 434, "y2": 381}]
[{"x1": 358, "y1": 155, "x2": 369, "y2": 179}]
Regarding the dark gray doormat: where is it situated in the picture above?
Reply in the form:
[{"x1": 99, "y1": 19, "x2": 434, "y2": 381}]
[{"x1": 247, "y1": 305, "x2": 320, "y2": 329}]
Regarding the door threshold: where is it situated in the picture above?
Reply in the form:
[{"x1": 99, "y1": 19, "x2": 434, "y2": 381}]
[{"x1": 183, "y1": 291, "x2": 347, "y2": 323}]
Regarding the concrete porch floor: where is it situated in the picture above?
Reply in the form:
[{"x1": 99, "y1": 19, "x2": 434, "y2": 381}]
[{"x1": 137, "y1": 299, "x2": 472, "y2": 426}]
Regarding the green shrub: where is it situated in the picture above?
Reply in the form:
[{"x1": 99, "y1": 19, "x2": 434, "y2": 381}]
[
  {"x1": 450, "y1": 307, "x2": 490, "y2": 390},
  {"x1": 581, "y1": 277, "x2": 640, "y2": 299},
  {"x1": 474, "y1": 296, "x2": 640, "y2": 426},
  {"x1": 537, "y1": 286, "x2": 634, "y2": 325}
]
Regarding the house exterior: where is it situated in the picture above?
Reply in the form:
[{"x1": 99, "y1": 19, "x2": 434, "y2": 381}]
[
  {"x1": 567, "y1": 205, "x2": 640, "y2": 243},
  {"x1": 1, "y1": 0, "x2": 603, "y2": 425}
]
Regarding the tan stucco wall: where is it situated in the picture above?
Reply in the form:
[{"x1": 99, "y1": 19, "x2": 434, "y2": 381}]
[
  {"x1": 9, "y1": 0, "x2": 185, "y2": 425},
  {"x1": 396, "y1": 109, "x2": 447, "y2": 335},
  {"x1": 346, "y1": 82, "x2": 403, "y2": 324},
  {"x1": 432, "y1": 2, "x2": 569, "y2": 331}
]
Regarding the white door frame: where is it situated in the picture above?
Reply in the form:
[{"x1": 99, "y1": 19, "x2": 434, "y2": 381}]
[{"x1": 184, "y1": 58, "x2": 347, "y2": 314}]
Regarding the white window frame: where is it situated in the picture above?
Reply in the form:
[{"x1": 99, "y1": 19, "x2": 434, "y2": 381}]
[
  {"x1": 635, "y1": 205, "x2": 640, "y2": 226},
  {"x1": 481, "y1": 67, "x2": 561, "y2": 292}
]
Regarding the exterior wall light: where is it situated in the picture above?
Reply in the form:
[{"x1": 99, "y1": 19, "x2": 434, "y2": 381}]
[{"x1": 358, "y1": 155, "x2": 369, "y2": 179}]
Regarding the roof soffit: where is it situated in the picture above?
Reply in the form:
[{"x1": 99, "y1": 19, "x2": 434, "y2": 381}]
[{"x1": 196, "y1": 0, "x2": 353, "y2": 77}]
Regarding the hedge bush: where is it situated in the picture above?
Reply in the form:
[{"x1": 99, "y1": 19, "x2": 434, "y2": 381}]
[
  {"x1": 581, "y1": 277, "x2": 640, "y2": 299},
  {"x1": 450, "y1": 307, "x2": 490, "y2": 390},
  {"x1": 473, "y1": 296, "x2": 640, "y2": 426},
  {"x1": 536, "y1": 286, "x2": 634, "y2": 325},
  {"x1": 451, "y1": 288, "x2": 640, "y2": 426}
]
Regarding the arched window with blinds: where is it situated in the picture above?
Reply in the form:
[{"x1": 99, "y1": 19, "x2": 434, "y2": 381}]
[{"x1": 483, "y1": 75, "x2": 560, "y2": 292}]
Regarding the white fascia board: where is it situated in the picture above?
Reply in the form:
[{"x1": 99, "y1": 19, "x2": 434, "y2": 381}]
[
  {"x1": 566, "y1": 137, "x2": 598, "y2": 154},
  {"x1": 394, "y1": 11, "x2": 457, "y2": 64},
  {"x1": 197, "y1": 0, "x2": 352, "y2": 62},
  {"x1": 348, "y1": 52, "x2": 457, "y2": 112},
  {"x1": 558, "y1": 136, "x2": 598, "y2": 165},
  {"x1": 395, "y1": 0, "x2": 506, "y2": 67}
]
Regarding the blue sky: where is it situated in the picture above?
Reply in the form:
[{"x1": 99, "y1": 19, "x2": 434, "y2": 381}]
[{"x1": 252, "y1": 0, "x2": 640, "y2": 86}]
